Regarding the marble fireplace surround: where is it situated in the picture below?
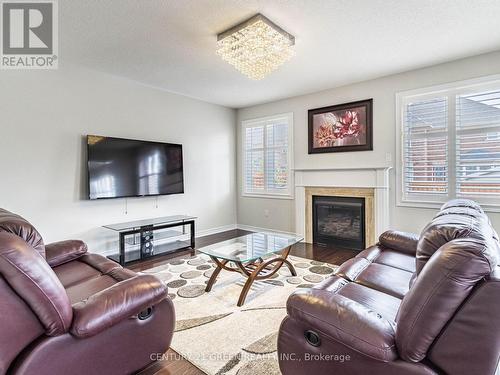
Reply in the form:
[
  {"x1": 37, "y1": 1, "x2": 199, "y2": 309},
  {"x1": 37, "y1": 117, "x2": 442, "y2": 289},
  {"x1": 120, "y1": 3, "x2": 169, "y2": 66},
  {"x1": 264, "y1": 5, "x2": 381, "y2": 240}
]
[{"x1": 294, "y1": 166, "x2": 391, "y2": 246}]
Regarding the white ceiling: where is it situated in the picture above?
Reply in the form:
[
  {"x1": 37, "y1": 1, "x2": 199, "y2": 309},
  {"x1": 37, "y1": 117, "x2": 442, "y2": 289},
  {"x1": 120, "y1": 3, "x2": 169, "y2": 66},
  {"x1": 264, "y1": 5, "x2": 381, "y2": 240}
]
[{"x1": 60, "y1": 0, "x2": 500, "y2": 108}]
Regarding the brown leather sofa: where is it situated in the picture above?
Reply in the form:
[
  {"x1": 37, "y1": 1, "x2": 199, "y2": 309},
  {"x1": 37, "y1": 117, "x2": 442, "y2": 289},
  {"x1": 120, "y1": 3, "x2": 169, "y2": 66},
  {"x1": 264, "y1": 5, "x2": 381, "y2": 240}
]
[
  {"x1": 278, "y1": 199, "x2": 500, "y2": 375},
  {"x1": 0, "y1": 208, "x2": 175, "y2": 375}
]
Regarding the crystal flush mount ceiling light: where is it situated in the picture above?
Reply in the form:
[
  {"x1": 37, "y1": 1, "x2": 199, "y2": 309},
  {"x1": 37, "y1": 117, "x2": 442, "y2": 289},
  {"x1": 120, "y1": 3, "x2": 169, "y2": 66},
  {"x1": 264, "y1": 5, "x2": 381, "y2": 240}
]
[{"x1": 216, "y1": 14, "x2": 295, "y2": 80}]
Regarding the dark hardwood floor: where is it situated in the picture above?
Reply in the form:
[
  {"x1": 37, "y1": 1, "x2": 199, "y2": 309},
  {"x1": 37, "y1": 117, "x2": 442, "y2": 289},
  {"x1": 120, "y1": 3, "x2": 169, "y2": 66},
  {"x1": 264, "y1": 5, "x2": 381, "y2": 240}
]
[
  {"x1": 134, "y1": 228, "x2": 358, "y2": 375},
  {"x1": 290, "y1": 241, "x2": 359, "y2": 265}
]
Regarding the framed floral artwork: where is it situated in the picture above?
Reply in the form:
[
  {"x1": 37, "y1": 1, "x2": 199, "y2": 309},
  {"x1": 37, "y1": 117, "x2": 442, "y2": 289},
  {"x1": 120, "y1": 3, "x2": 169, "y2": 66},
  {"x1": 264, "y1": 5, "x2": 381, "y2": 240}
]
[{"x1": 308, "y1": 99, "x2": 373, "y2": 153}]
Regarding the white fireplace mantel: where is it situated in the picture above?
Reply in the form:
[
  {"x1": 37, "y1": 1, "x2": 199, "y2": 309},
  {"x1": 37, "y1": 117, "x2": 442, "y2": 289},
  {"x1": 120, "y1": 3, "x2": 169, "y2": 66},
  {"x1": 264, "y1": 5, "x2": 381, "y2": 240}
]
[{"x1": 294, "y1": 166, "x2": 392, "y2": 241}]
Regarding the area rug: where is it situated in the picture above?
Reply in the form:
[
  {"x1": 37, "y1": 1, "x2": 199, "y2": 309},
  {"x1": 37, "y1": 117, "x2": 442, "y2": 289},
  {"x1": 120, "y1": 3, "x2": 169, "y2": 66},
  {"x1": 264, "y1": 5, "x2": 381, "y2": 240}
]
[{"x1": 141, "y1": 254, "x2": 339, "y2": 375}]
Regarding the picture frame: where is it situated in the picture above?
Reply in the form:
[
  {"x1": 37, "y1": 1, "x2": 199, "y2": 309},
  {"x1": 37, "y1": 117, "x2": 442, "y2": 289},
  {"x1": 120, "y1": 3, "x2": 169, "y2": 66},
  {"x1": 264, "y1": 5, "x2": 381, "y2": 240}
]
[{"x1": 308, "y1": 98, "x2": 373, "y2": 154}]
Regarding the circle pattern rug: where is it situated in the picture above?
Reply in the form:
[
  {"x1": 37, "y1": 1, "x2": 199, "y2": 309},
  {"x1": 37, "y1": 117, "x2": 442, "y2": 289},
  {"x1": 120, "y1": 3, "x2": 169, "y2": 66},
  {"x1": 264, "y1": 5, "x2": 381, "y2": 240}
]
[{"x1": 142, "y1": 254, "x2": 338, "y2": 375}]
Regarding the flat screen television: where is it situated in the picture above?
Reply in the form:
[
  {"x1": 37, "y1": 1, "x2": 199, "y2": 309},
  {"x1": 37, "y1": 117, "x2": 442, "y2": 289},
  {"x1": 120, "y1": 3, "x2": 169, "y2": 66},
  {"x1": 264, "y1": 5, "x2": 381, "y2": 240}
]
[{"x1": 87, "y1": 135, "x2": 184, "y2": 200}]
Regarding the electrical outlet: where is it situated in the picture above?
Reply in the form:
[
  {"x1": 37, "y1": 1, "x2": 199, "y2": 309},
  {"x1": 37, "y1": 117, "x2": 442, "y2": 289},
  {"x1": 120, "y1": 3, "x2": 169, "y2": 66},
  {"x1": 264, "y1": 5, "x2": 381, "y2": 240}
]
[
  {"x1": 385, "y1": 152, "x2": 392, "y2": 162},
  {"x1": 264, "y1": 209, "x2": 270, "y2": 218}
]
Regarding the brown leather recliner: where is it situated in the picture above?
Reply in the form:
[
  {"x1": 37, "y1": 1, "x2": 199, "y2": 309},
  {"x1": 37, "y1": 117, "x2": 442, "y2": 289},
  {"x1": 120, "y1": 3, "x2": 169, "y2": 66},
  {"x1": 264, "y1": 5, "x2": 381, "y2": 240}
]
[
  {"x1": 278, "y1": 199, "x2": 500, "y2": 375},
  {"x1": 0, "y1": 208, "x2": 175, "y2": 375}
]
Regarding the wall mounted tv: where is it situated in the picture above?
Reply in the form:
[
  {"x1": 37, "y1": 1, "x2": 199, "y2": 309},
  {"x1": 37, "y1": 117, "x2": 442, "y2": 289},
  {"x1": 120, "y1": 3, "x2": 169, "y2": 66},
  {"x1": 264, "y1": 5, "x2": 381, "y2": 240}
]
[{"x1": 87, "y1": 135, "x2": 184, "y2": 200}]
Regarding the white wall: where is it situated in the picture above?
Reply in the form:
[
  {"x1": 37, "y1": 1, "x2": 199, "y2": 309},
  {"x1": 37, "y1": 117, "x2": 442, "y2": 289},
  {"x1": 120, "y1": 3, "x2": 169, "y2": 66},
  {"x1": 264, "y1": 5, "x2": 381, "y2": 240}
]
[
  {"x1": 237, "y1": 51, "x2": 500, "y2": 235},
  {"x1": 2, "y1": 51, "x2": 500, "y2": 256},
  {"x1": 0, "y1": 64, "x2": 237, "y2": 254}
]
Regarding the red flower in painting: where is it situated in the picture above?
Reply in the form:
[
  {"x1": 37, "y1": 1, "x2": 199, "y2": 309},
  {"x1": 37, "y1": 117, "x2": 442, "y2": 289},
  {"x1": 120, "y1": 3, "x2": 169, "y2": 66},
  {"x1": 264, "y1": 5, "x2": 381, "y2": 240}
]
[
  {"x1": 335, "y1": 110, "x2": 360, "y2": 139},
  {"x1": 315, "y1": 110, "x2": 362, "y2": 146}
]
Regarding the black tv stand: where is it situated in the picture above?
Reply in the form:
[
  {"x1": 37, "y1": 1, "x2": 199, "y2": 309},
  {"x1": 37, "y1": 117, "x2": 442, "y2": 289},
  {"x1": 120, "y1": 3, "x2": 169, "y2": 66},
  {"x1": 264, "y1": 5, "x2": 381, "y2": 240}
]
[{"x1": 103, "y1": 215, "x2": 196, "y2": 266}]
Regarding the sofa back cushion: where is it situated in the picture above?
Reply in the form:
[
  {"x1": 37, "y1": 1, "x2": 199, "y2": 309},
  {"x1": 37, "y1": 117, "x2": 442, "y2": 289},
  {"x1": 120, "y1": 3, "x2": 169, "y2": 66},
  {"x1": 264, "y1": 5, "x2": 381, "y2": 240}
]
[
  {"x1": 378, "y1": 230, "x2": 419, "y2": 255},
  {"x1": 0, "y1": 232, "x2": 72, "y2": 336},
  {"x1": 415, "y1": 200, "x2": 488, "y2": 275},
  {"x1": 0, "y1": 208, "x2": 45, "y2": 258},
  {"x1": 396, "y1": 199, "x2": 499, "y2": 362}
]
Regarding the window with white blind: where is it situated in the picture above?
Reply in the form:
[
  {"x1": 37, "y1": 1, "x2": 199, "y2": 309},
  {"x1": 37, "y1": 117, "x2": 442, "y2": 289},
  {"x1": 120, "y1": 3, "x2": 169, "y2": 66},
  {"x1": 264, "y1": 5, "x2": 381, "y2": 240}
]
[
  {"x1": 397, "y1": 76, "x2": 500, "y2": 209},
  {"x1": 242, "y1": 113, "x2": 293, "y2": 198}
]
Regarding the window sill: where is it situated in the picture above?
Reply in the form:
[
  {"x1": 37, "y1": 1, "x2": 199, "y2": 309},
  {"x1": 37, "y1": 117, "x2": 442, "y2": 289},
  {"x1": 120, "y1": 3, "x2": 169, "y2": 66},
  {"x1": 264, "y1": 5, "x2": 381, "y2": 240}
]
[
  {"x1": 397, "y1": 200, "x2": 444, "y2": 210},
  {"x1": 397, "y1": 200, "x2": 500, "y2": 213},
  {"x1": 242, "y1": 193, "x2": 294, "y2": 200}
]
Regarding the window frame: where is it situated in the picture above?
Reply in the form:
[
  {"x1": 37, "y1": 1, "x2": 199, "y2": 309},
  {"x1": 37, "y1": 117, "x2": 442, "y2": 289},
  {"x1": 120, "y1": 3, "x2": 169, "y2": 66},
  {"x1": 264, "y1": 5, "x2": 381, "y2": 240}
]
[
  {"x1": 241, "y1": 112, "x2": 294, "y2": 199},
  {"x1": 396, "y1": 74, "x2": 500, "y2": 212}
]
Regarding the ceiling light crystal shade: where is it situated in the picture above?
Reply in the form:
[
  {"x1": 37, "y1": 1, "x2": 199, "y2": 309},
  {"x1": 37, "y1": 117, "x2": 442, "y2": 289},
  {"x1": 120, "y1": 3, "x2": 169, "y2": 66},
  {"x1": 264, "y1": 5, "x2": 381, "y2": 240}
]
[{"x1": 216, "y1": 14, "x2": 295, "y2": 80}]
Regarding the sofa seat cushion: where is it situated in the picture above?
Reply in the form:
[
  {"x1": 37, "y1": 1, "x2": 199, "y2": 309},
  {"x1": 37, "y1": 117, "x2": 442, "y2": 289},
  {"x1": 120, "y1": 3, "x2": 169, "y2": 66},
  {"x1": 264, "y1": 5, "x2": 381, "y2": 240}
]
[
  {"x1": 336, "y1": 257, "x2": 413, "y2": 299},
  {"x1": 53, "y1": 261, "x2": 102, "y2": 289},
  {"x1": 52, "y1": 253, "x2": 137, "y2": 304},
  {"x1": 314, "y1": 276, "x2": 402, "y2": 321},
  {"x1": 357, "y1": 245, "x2": 416, "y2": 273}
]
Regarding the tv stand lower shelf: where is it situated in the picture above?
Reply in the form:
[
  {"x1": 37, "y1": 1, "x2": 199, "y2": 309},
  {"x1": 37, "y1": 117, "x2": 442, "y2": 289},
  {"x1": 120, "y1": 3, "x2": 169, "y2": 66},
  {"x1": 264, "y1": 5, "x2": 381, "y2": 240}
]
[{"x1": 103, "y1": 215, "x2": 196, "y2": 266}]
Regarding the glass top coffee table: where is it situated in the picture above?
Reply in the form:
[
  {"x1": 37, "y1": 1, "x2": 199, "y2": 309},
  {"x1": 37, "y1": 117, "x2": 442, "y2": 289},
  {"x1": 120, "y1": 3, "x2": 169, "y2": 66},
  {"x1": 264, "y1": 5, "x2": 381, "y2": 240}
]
[{"x1": 198, "y1": 232, "x2": 303, "y2": 306}]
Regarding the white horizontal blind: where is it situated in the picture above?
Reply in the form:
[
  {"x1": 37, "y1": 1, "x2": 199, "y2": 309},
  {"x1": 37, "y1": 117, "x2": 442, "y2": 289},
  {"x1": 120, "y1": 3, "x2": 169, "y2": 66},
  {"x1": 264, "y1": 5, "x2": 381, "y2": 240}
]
[
  {"x1": 399, "y1": 77, "x2": 500, "y2": 207},
  {"x1": 403, "y1": 97, "x2": 449, "y2": 198},
  {"x1": 243, "y1": 114, "x2": 292, "y2": 196},
  {"x1": 244, "y1": 125, "x2": 265, "y2": 192},
  {"x1": 265, "y1": 120, "x2": 289, "y2": 191},
  {"x1": 456, "y1": 89, "x2": 500, "y2": 197}
]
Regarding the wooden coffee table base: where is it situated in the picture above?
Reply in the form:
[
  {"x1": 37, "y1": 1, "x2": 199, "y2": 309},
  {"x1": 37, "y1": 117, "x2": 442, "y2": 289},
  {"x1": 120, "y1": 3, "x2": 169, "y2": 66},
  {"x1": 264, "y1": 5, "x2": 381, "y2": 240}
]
[{"x1": 204, "y1": 245, "x2": 297, "y2": 306}]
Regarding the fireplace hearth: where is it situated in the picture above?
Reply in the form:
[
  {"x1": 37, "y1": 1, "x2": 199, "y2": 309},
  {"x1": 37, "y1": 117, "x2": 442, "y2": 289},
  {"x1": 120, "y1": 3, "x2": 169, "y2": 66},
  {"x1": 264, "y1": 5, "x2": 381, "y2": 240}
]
[{"x1": 312, "y1": 195, "x2": 365, "y2": 249}]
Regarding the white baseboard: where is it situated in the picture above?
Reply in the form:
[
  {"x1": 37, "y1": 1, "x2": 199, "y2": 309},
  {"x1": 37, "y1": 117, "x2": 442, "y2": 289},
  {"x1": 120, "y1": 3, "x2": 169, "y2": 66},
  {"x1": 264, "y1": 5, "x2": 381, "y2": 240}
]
[{"x1": 196, "y1": 224, "x2": 237, "y2": 238}]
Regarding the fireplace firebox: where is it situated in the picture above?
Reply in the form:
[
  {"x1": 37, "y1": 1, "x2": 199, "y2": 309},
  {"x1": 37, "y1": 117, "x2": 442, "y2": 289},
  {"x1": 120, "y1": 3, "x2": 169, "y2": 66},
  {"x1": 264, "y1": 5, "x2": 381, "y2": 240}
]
[{"x1": 312, "y1": 195, "x2": 365, "y2": 250}]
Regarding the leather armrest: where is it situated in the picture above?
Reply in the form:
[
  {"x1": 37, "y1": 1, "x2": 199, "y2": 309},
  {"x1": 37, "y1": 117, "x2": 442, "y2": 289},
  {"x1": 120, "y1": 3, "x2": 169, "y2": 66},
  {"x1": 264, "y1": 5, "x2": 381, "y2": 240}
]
[
  {"x1": 70, "y1": 274, "x2": 168, "y2": 338},
  {"x1": 378, "y1": 230, "x2": 419, "y2": 256},
  {"x1": 45, "y1": 240, "x2": 88, "y2": 267},
  {"x1": 287, "y1": 289, "x2": 397, "y2": 362}
]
